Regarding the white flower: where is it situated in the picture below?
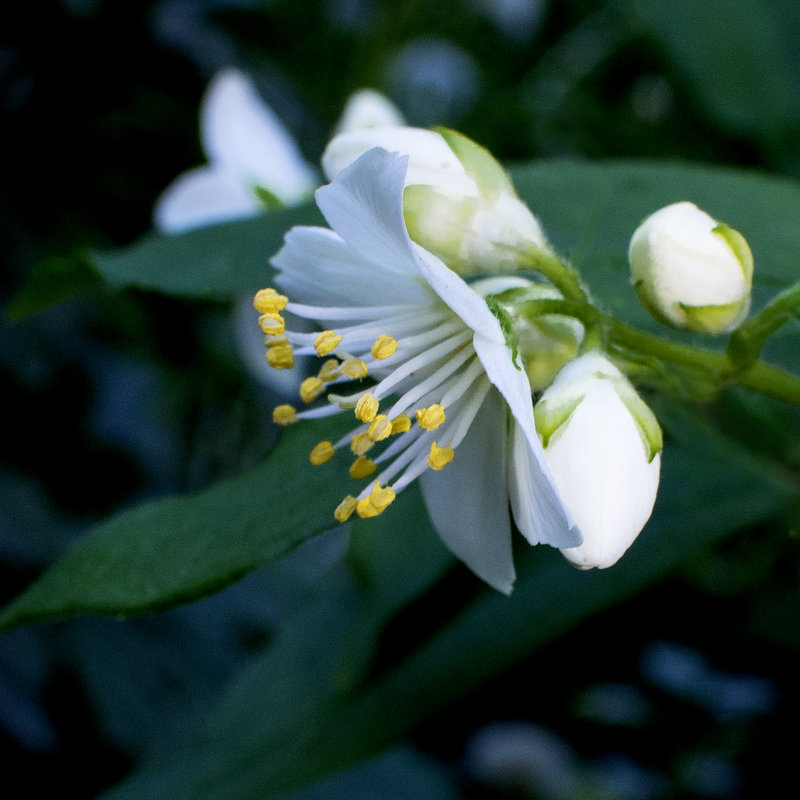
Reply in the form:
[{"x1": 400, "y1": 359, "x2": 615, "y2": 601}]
[
  {"x1": 628, "y1": 201, "x2": 753, "y2": 334},
  {"x1": 534, "y1": 352, "x2": 662, "y2": 569},
  {"x1": 153, "y1": 68, "x2": 317, "y2": 234},
  {"x1": 259, "y1": 148, "x2": 580, "y2": 592},
  {"x1": 321, "y1": 126, "x2": 550, "y2": 275},
  {"x1": 333, "y1": 88, "x2": 406, "y2": 134}
]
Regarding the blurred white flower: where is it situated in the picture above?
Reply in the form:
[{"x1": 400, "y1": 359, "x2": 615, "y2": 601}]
[
  {"x1": 153, "y1": 68, "x2": 317, "y2": 233},
  {"x1": 534, "y1": 352, "x2": 662, "y2": 569},
  {"x1": 333, "y1": 87, "x2": 405, "y2": 134},
  {"x1": 153, "y1": 69, "x2": 404, "y2": 398},
  {"x1": 322, "y1": 125, "x2": 551, "y2": 275},
  {"x1": 628, "y1": 201, "x2": 753, "y2": 334},
  {"x1": 259, "y1": 148, "x2": 580, "y2": 592}
]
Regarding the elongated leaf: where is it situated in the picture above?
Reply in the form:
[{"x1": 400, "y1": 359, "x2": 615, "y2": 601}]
[
  {"x1": 95, "y1": 204, "x2": 323, "y2": 299},
  {"x1": 97, "y1": 402, "x2": 798, "y2": 800},
  {"x1": 0, "y1": 417, "x2": 352, "y2": 631}
]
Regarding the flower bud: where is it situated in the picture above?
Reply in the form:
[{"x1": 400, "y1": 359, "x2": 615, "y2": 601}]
[
  {"x1": 628, "y1": 201, "x2": 753, "y2": 334},
  {"x1": 534, "y1": 352, "x2": 662, "y2": 569},
  {"x1": 321, "y1": 126, "x2": 550, "y2": 275}
]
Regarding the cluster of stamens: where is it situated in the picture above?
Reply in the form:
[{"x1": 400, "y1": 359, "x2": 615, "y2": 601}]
[{"x1": 255, "y1": 286, "x2": 491, "y2": 523}]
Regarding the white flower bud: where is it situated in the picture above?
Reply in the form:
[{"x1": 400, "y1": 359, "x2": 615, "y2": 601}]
[
  {"x1": 321, "y1": 126, "x2": 550, "y2": 274},
  {"x1": 534, "y1": 352, "x2": 662, "y2": 569},
  {"x1": 628, "y1": 201, "x2": 753, "y2": 334}
]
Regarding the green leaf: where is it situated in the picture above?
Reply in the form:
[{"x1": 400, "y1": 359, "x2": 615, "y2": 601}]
[
  {"x1": 0, "y1": 417, "x2": 353, "y2": 631},
  {"x1": 93, "y1": 203, "x2": 323, "y2": 299},
  {"x1": 6, "y1": 252, "x2": 103, "y2": 320}
]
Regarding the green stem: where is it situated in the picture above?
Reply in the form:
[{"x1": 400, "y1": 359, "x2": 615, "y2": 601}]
[
  {"x1": 728, "y1": 281, "x2": 800, "y2": 369},
  {"x1": 517, "y1": 298, "x2": 800, "y2": 407},
  {"x1": 514, "y1": 247, "x2": 589, "y2": 303}
]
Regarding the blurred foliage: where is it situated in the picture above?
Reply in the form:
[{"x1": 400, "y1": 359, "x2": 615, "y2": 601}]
[{"x1": 2, "y1": 1, "x2": 800, "y2": 799}]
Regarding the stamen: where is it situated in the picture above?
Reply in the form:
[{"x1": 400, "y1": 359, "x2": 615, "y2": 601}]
[
  {"x1": 416, "y1": 404, "x2": 446, "y2": 430},
  {"x1": 355, "y1": 393, "x2": 379, "y2": 422},
  {"x1": 309, "y1": 441, "x2": 335, "y2": 465},
  {"x1": 367, "y1": 414, "x2": 393, "y2": 442},
  {"x1": 300, "y1": 377, "x2": 325, "y2": 404},
  {"x1": 340, "y1": 359, "x2": 368, "y2": 379},
  {"x1": 267, "y1": 342, "x2": 294, "y2": 369},
  {"x1": 272, "y1": 404, "x2": 298, "y2": 426},
  {"x1": 334, "y1": 495, "x2": 358, "y2": 523},
  {"x1": 349, "y1": 456, "x2": 377, "y2": 479},
  {"x1": 350, "y1": 432, "x2": 375, "y2": 456},
  {"x1": 258, "y1": 313, "x2": 285, "y2": 335},
  {"x1": 356, "y1": 481, "x2": 396, "y2": 518},
  {"x1": 318, "y1": 359, "x2": 340, "y2": 382},
  {"x1": 391, "y1": 413, "x2": 412, "y2": 434},
  {"x1": 371, "y1": 335, "x2": 398, "y2": 360},
  {"x1": 315, "y1": 330, "x2": 342, "y2": 356},
  {"x1": 428, "y1": 442, "x2": 454, "y2": 470},
  {"x1": 254, "y1": 288, "x2": 288, "y2": 314}
]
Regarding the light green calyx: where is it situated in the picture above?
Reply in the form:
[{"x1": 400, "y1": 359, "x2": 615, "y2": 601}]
[{"x1": 611, "y1": 377, "x2": 663, "y2": 463}]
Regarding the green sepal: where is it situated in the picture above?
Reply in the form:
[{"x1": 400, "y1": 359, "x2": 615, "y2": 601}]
[
  {"x1": 712, "y1": 222, "x2": 754, "y2": 283},
  {"x1": 612, "y1": 378, "x2": 664, "y2": 463},
  {"x1": 678, "y1": 297, "x2": 750, "y2": 334},
  {"x1": 433, "y1": 127, "x2": 513, "y2": 200},
  {"x1": 533, "y1": 392, "x2": 585, "y2": 447},
  {"x1": 485, "y1": 296, "x2": 521, "y2": 370},
  {"x1": 253, "y1": 185, "x2": 286, "y2": 212}
]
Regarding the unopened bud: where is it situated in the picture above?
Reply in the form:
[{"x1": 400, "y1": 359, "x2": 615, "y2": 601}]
[{"x1": 629, "y1": 201, "x2": 753, "y2": 334}]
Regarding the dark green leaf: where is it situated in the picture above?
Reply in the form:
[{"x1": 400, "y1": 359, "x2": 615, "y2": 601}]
[
  {"x1": 0, "y1": 417, "x2": 353, "y2": 631},
  {"x1": 5, "y1": 253, "x2": 103, "y2": 320},
  {"x1": 93, "y1": 203, "x2": 323, "y2": 299}
]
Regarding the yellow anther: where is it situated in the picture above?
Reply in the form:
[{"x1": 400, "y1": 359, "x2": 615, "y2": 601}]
[
  {"x1": 340, "y1": 358, "x2": 369, "y2": 379},
  {"x1": 350, "y1": 432, "x2": 375, "y2": 456},
  {"x1": 334, "y1": 495, "x2": 358, "y2": 523},
  {"x1": 428, "y1": 441, "x2": 455, "y2": 471},
  {"x1": 314, "y1": 330, "x2": 342, "y2": 357},
  {"x1": 349, "y1": 456, "x2": 377, "y2": 480},
  {"x1": 267, "y1": 342, "x2": 294, "y2": 369},
  {"x1": 356, "y1": 481, "x2": 396, "y2": 518},
  {"x1": 272, "y1": 404, "x2": 297, "y2": 426},
  {"x1": 258, "y1": 312, "x2": 285, "y2": 335},
  {"x1": 416, "y1": 404, "x2": 446, "y2": 430},
  {"x1": 308, "y1": 441, "x2": 335, "y2": 466},
  {"x1": 371, "y1": 334, "x2": 398, "y2": 360},
  {"x1": 355, "y1": 392, "x2": 379, "y2": 422},
  {"x1": 367, "y1": 414, "x2": 393, "y2": 442},
  {"x1": 318, "y1": 358, "x2": 340, "y2": 382},
  {"x1": 300, "y1": 376, "x2": 325, "y2": 404},
  {"x1": 390, "y1": 413, "x2": 412, "y2": 434},
  {"x1": 253, "y1": 288, "x2": 288, "y2": 314}
]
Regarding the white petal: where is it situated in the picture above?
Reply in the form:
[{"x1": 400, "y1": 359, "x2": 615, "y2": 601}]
[
  {"x1": 322, "y1": 126, "x2": 477, "y2": 197},
  {"x1": 413, "y1": 250, "x2": 506, "y2": 345},
  {"x1": 507, "y1": 421, "x2": 582, "y2": 548},
  {"x1": 315, "y1": 148, "x2": 423, "y2": 277},
  {"x1": 334, "y1": 88, "x2": 405, "y2": 134},
  {"x1": 547, "y1": 382, "x2": 660, "y2": 569},
  {"x1": 200, "y1": 68, "x2": 316, "y2": 205},
  {"x1": 473, "y1": 337, "x2": 576, "y2": 532},
  {"x1": 273, "y1": 225, "x2": 431, "y2": 307},
  {"x1": 420, "y1": 390, "x2": 515, "y2": 593},
  {"x1": 153, "y1": 166, "x2": 261, "y2": 233}
]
